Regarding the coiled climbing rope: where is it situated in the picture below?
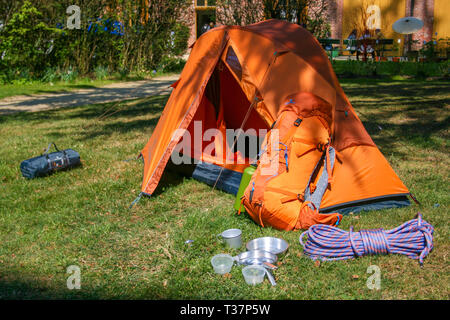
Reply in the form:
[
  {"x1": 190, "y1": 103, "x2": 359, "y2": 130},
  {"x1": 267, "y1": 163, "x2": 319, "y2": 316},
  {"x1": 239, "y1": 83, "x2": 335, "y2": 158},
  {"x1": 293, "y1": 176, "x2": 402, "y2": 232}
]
[{"x1": 299, "y1": 213, "x2": 434, "y2": 265}]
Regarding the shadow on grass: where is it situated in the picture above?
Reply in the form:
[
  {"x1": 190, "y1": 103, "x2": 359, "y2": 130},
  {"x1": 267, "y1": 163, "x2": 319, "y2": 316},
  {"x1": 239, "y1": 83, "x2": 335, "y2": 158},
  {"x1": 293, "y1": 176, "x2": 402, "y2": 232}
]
[
  {"x1": 340, "y1": 79, "x2": 450, "y2": 155},
  {"x1": 0, "y1": 264, "x2": 173, "y2": 299},
  {"x1": 1, "y1": 95, "x2": 170, "y2": 141},
  {"x1": 77, "y1": 95, "x2": 169, "y2": 141},
  {"x1": 152, "y1": 161, "x2": 197, "y2": 196},
  {"x1": 2, "y1": 78, "x2": 448, "y2": 162},
  {"x1": 0, "y1": 277, "x2": 167, "y2": 299},
  {"x1": 31, "y1": 84, "x2": 103, "y2": 95},
  {"x1": 0, "y1": 79, "x2": 174, "y2": 116},
  {"x1": 0, "y1": 279, "x2": 99, "y2": 300}
]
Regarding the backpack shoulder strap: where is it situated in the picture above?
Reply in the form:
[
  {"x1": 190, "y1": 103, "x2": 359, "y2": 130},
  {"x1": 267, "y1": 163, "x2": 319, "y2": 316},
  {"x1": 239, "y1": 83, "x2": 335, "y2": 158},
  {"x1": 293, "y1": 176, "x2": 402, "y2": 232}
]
[{"x1": 304, "y1": 145, "x2": 336, "y2": 210}]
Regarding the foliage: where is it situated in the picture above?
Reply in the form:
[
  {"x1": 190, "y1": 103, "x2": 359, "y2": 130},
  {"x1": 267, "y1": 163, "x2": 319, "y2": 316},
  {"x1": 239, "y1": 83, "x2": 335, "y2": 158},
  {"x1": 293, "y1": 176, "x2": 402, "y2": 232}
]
[
  {"x1": 333, "y1": 60, "x2": 450, "y2": 79},
  {"x1": 419, "y1": 35, "x2": 449, "y2": 62},
  {"x1": 0, "y1": 0, "x2": 190, "y2": 83},
  {"x1": 156, "y1": 56, "x2": 186, "y2": 74},
  {"x1": 216, "y1": 0, "x2": 264, "y2": 26},
  {"x1": 262, "y1": 0, "x2": 330, "y2": 38},
  {"x1": 41, "y1": 67, "x2": 60, "y2": 83},
  {"x1": 216, "y1": 0, "x2": 330, "y2": 38},
  {"x1": 334, "y1": 60, "x2": 378, "y2": 77},
  {"x1": 304, "y1": 0, "x2": 331, "y2": 38},
  {"x1": 263, "y1": 0, "x2": 309, "y2": 25},
  {"x1": 94, "y1": 65, "x2": 110, "y2": 80},
  {"x1": 0, "y1": 1, "x2": 60, "y2": 80},
  {"x1": 168, "y1": 23, "x2": 191, "y2": 57}
]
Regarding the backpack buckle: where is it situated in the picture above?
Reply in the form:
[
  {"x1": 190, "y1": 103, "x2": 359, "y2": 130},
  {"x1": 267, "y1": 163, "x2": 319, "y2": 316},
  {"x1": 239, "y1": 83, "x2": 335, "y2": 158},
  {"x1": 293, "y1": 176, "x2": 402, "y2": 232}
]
[
  {"x1": 317, "y1": 143, "x2": 325, "y2": 152},
  {"x1": 294, "y1": 118, "x2": 302, "y2": 127}
]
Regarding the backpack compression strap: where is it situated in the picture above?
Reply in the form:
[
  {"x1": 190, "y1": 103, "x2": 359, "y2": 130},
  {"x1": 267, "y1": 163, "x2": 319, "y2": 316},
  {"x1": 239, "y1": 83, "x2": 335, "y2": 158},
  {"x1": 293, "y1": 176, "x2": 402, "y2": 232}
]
[{"x1": 304, "y1": 145, "x2": 336, "y2": 210}]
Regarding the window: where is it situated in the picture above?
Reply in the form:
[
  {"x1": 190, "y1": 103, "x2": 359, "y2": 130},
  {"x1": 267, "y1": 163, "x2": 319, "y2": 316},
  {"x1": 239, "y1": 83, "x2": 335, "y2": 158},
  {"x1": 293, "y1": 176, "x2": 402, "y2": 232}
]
[
  {"x1": 225, "y1": 46, "x2": 242, "y2": 80},
  {"x1": 196, "y1": 0, "x2": 216, "y2": 6}
]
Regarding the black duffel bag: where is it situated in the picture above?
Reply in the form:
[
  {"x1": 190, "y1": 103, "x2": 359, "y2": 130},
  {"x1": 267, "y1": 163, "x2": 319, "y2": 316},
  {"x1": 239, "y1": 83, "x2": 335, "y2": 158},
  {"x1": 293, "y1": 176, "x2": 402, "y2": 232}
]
[{"x1": 20, "y1": 142, "x2": 81, "y2": 179}]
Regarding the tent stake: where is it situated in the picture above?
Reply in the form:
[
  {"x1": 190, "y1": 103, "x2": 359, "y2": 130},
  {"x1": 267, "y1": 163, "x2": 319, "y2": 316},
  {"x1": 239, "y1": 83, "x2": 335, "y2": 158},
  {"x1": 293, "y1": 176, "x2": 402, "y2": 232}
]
[{"x1": 129, "y1": 192, "x2": 143, "y2": 209}]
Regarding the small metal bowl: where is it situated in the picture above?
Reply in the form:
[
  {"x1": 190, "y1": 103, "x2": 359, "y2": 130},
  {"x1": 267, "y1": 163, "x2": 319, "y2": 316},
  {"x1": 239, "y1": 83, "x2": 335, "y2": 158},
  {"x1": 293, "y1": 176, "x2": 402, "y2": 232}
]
[{"x1": 246, "y1": 237, "x2": 289, "y2": 257}]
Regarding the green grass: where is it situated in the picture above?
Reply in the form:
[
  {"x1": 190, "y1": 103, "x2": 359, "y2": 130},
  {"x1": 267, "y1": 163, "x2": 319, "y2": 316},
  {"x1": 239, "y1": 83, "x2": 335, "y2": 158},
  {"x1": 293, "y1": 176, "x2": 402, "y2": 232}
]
[
  {"x1": 0, "y1": 79, "x2": 449, "y2": 299},
  {"x1": 0, "y1": 78, "x2": 124, "y2": 100},
  {"x1": 332, "y1": 60, "x2": 449, "y2": 79},
  {"x1": 0, "y1": 72, "x2": 183, "y2": 100}
]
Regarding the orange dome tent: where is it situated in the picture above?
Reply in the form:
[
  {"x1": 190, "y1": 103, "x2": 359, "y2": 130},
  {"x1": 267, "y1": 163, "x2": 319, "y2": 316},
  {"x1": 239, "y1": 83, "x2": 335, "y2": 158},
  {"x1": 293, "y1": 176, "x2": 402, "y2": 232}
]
[{"x1": 138, "y1": 19, "x2": 412, "y2": 216}]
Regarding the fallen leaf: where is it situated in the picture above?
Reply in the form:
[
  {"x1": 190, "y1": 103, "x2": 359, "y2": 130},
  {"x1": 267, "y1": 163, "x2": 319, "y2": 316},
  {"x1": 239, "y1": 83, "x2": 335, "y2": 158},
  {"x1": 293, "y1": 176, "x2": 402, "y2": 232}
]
[
  {"x1": 223, "y1": 273, "x2": 232, "y2": 279},
  {"x1": 163, "y1": 279, "x2": 168, "y2": 287},
  {"x1": 314, "y1": 260, "x2": 321, "y2": 267},
  {"x1": 296, "y1": 252, "x2": 303, "y2": 258},
  {"x1": 161, "y1": 247, "x2": 172, "y2": 260}
]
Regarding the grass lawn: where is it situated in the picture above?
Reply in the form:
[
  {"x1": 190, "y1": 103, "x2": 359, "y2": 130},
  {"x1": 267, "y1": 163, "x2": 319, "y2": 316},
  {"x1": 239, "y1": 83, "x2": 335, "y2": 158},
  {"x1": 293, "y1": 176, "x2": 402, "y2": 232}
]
[
  {"x1": 0, "y1": 78, "x2": 448, "y2": 299},
  {"x1": 0, "y1": 72, "x2": 182, "y2": 100},
  {"x1": 331, "y1": 60, "x2": 448, "y2": 79},
  {"x1": 0, "y1": 79, "x2": 127, "y2": 100}
]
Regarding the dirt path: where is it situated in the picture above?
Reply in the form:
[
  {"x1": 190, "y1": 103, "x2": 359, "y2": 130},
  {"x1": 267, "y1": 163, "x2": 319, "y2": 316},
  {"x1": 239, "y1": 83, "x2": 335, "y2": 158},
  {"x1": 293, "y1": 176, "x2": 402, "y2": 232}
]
[{"x1": 0, "y1": 74, "x2": 179, "y2": 115}]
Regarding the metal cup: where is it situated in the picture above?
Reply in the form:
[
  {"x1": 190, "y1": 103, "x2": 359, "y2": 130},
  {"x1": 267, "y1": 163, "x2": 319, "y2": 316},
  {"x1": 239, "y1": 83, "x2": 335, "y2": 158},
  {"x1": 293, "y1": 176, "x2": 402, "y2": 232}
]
[{"x1": 217, "y1": 228, "x2": 242, "y2": 249}]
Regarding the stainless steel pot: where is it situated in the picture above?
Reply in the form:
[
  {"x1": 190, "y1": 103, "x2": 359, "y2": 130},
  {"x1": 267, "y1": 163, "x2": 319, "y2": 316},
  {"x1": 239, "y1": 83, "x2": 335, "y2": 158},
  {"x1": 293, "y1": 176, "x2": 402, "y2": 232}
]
[{"x1": 246, "y1": 237, "x2": 289, "y2": 257}]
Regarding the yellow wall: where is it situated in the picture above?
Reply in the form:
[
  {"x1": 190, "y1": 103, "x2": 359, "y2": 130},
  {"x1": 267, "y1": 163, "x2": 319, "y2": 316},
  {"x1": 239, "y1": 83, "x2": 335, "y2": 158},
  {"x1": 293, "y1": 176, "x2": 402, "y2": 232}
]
[
  {"x1": 343, "y1": 0, "x2": 406, "y2": 37},
  {"x1": 342, "y1": 0, "x2": 406, "y2": 55},
  {"x1": 434, "y1": 0, "x2": 450, "y2": 39}
]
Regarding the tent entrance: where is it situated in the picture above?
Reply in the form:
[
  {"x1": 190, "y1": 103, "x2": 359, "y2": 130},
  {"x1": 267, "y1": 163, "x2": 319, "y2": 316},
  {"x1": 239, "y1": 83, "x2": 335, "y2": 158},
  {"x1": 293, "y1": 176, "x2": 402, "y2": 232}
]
[{"x1": 176, "y1": 60, "x2": 269, "y2": 172}]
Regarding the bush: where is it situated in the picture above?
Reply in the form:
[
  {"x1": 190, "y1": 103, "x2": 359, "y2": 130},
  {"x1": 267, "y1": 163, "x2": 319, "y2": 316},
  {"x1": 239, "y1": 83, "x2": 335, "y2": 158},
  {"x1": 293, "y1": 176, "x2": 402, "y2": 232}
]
[
  {"x1": 117, "y1": 67, "x2": 130, "y2": 80},
  {"x1": 0, "y1": 1, "x2": 60, "y2": 78},
  {"x1": 333, "y1": 60, "x2": 449, "y2": 79},
  {"x1": 168, "y1": 23, "x2": 190, "y2": 57},
  {"x1": 94, "y1": 65, "x2": 110, "y2": 80},
  {"x1": 60, "y1": 66, "x2": 78, "y2": 82},
  {"x1": 437, "y1": 60, "x2": 449, "y2": 78},
  {"x1": 157, "y1": 56, "x2": 186, "y2": 74},
  {"x1": 0, "y1": 0, "x2": 191, "y2": 83},
  {"x1": 334, "y1": 60, "x2": 377, "y2": 77},
  {"x1": 41, "y1": 67, "x2": 60, "y2": 83},
  {"x1": 0, "y1": 68, "x2": 15, "y2": 84}
]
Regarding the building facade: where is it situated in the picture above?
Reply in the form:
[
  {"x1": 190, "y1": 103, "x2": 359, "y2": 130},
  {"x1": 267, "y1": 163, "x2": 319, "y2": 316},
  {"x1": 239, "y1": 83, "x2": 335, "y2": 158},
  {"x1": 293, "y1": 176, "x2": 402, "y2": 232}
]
[{"x1": 185, "y1": 0, "x2": 449, "y2": 53}]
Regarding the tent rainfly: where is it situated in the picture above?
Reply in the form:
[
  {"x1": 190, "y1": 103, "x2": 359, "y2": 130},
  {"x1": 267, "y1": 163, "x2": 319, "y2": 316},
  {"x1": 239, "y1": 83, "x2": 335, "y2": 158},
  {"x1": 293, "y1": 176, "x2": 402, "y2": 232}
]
[{"x1": 138, "y1": 19, "x2": 413, "y2": 216}]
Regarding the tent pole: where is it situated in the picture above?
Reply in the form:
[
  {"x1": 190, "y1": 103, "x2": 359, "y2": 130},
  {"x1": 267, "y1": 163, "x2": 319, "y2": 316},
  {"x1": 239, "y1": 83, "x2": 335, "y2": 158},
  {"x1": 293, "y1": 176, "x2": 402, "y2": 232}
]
[{"x1": 212, "y1": 51, "x2": 280, "y2": 191}]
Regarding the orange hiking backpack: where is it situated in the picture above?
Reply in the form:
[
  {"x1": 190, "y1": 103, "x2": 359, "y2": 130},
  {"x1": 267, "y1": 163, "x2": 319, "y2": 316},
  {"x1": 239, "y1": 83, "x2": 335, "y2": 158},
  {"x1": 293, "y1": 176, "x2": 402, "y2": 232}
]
[{"x1": 241, "y1": 92, "x2": 343, "y2": 231}]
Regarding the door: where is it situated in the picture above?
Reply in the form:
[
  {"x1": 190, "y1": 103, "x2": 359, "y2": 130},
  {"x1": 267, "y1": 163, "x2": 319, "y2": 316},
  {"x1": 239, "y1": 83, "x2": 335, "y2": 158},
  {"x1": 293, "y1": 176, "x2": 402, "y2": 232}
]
[{"x1": 196, "y1": 8, "x2": 216, "y2": 39}]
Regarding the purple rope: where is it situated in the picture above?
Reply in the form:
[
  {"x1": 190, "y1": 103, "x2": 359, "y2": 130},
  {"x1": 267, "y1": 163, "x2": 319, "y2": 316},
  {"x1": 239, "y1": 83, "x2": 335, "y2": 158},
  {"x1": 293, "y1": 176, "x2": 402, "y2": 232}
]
[{"x1": 299, "y1": 213, "x2": 434, "y2": 265}]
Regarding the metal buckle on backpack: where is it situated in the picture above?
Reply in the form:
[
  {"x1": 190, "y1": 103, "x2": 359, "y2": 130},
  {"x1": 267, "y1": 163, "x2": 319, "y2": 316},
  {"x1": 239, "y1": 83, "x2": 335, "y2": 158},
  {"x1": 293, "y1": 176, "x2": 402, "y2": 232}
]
[
  {"x1": 317, "y1": 143, "x2": 325, "y2": 152},
  {"x1": 317, "y1": 140, "x2": 331, "y2": 153},
  {"x1": 294, "y1": 118, "x2": 302, "y2": 127}
]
